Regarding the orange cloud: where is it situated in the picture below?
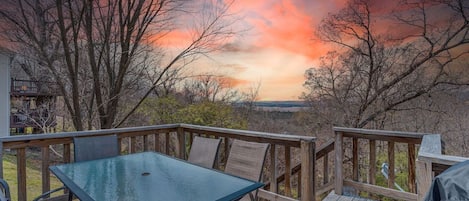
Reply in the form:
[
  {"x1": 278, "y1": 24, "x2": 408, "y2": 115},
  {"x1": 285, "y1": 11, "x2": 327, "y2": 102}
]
[
  {"x1": 229, "y1": 0, "x2": 336, "y2": 60},
  {"x1": 219, "y1": 76, "x2": 250, "y2": 87},
  {"x1": 150, "y1": 30, "x2": 191, "y2": 48}
]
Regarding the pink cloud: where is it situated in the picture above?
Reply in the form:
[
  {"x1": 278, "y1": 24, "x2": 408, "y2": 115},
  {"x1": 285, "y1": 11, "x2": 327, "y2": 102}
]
[{"x1": 229, "y1": 0, "x2": 342, "y2": 60}]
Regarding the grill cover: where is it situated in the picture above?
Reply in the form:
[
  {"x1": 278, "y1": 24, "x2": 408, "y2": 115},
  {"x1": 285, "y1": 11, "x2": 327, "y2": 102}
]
[{"x1": 425, "y1": 160, "x2": 469, "y2": 201}]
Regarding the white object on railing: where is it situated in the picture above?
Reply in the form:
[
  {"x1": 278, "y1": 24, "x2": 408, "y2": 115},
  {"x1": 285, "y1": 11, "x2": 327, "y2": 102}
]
[{"x1": 381, "y1": 163, "x2": 405, "y2": 192}]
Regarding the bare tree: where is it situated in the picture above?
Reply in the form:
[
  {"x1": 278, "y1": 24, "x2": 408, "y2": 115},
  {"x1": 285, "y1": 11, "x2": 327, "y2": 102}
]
[
  {"x1": 11, "y1": 97, "x2": 57, "y2": 133},
  {"x1": 302, "y1": 0, "x2": 469, "y2": 128},
  {"x1": 1, "y1": 0, "x2": 238, "y2": 130},
  {"x1": 181, "y1": 74, "x2": 238, "y2": 103}
]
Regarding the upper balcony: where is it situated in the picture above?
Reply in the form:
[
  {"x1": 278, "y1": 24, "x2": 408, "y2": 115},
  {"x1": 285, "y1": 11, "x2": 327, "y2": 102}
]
[
  {"x1": 10, "y1": 78, "x2": 60, "y2": 97},
  {"x1": 0, "y1": 124, "x2": 466, "y2": 201}
]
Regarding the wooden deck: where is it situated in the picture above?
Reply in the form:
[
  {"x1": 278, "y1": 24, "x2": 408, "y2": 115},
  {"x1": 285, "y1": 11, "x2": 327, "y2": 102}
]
[{"x1": 323, "y1": 191, "x2": 374, "y2": 201}]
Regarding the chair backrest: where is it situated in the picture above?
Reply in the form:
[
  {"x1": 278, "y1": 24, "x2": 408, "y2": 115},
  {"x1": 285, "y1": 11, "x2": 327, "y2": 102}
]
[
  {"x1": 73, "y1": 134, "x2": 119, "y2": 162},
  {"x1": 187, "y1": 136, "x2": 222, "y2": 168},
  {"x1": 0, "y1": 179, "x2": 10, "y2": 201},
  {"x1": 225, "y1": 139, "x2": 269, "y2": 182}
]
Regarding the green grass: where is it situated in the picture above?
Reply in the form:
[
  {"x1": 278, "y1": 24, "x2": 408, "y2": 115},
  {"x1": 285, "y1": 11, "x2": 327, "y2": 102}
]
[{"x1": 3, "y1": 159, "x2": 63, "y2": 201}]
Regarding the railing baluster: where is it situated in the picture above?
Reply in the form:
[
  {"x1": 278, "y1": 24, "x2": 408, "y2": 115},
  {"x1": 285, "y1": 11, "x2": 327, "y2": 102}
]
[
  {"x1": 369, "y1": 139, "x2": 376, "y2": 185},
  {"x1": 41, "y1": 146, "x2": 50, "y2": 195},
  {"x1": 17, "y1": 148, "x2": 27, "y2": 201},
  {"x1": 130, "y1": 137, "x2": 137, "y2": 154},
  {"x1": 143, "y1": 135, "x2": 149, "y2": 151},
  {"x1": 298, "y1": 169, "x2": 302, "y2": 198},
  {"x1": 188, "y1": 133, "x2": 193, "y2": 150},
  {"x1": 116, "y1": 138, "x2": 122, "y2": 154},
  {"x1": 165, "y1": 133, "x2": 170, "y2": 155},
  {"x1": 388, "y1": 141, "x2": 395, "y2": 189},
  {"x1": 408, "y1": 143, "x2": 416, "y2": 193},
  {"x1": 63, "y1": 143, "x2": 71, "y2": 195},
  {"x1": 284, "y1": 145, "x2": 291, "y2": 197},
  {"x1": 224, "y1": 137, "x2": 229, "y2": 167},
  {"x1": 335, "y1": 131, "x2": 344, "y2": 195},
  {"x1": 154, "y1": 134, "x2": 160, "y2": 152},
  {"x1": 269, "y1": 144, "x2": 277, "y2": 193},
  {"x1": 177, "y1": 127, "x2": 185, "y2": 159},
  {"x1": 352, "y1": 138, "x2": 358, "y2": 182},
  {"x1": 323, "y1": 153, "x2": 329, "y2": 185}
]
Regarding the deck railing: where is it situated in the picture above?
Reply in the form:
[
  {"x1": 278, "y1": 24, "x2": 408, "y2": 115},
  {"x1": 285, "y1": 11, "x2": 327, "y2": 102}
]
[
  {"x1": 0, "y1": 124, "x2": 316, "y2": 201},
  {"x1": 10, "y1": 78, "x2": 59, "y2": 96},
  {"x1": 265, "y1": 139, "x2": 335, "y2": 200},
  {"x1": 333, "y1": 127, "x2": 427, "y2": 200},
  {"x1": 2, "y1": 124, "x2": 464, "y2": 201}
]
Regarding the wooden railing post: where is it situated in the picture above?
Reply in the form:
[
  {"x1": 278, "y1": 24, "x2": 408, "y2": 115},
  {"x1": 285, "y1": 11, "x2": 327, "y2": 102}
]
[
  {"x1": 408, "y1": 144, "x2": 416, "y2": 193},
  {"x1": 177, "y1": 127, "x2": 185, "y2": 159},
  {"x1": 41, "y1": 146, "x2": 50, "y2": 195},
  {"x1": 64, "y1": 143, "x2": 71, "y2": 165},
  {"x1": 300, "y1": 139, "x2": 315, "y2": 201},
  {"x1": 416, "y1": 159, "x2": 432, "y2": 201},
  {"x1": 284, "y1": 146, "x2": 292, "y2": 196},
  {"x1": 323, "y1": 153, "x2": 329, "y2": 185},
  {"x1": 269, "y1": 144, "x2": 278, "y2": 193},
  {"x1": 154, "y1": 134, "x2": 160, "y2": 152},
  {"x1": 369, "y1": 139, "x2": 376, "y2": 185},
  {"x1": 335, "y1": 131, "x2": 343, "y2": 195},
  {"x1": 130, "y1": 137, "x2": 137, "y2": 153},
  {"x1": 352, "y1": 138, "x2": 358, "y2": 181},
  {"x1": 17, "y1": 148, "x2": 27, "y2": 201},
  {"x1": 143, "y1": 135, "x2": 149, "y2": 151},
  {"x1": 388, "y1": 141, "x2": 395, "y2": 189},
  {"x1": 165, "y1": 133, "x2": 170, "y2": 155}
]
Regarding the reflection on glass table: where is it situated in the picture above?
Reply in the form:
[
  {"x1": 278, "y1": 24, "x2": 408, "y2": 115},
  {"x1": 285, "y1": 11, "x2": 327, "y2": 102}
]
[{"x1": 50, "y1": 152, "x2": 263, "y2": 201}]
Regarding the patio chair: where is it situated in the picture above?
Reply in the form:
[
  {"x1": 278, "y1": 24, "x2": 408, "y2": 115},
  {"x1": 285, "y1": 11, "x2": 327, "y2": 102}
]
[
  {"x1": 224, "y1": 139, "x2": 269, "y2": 201},
  {"x1": 73, "y1": 134, "x2": 119, "y2": 162},
  {"x1": 0, "y1": 178, "x2": 11, "y2": 201},
  {"x1": 33, "y1": 134, "x2": 119, "y2": 201},
  {"x1": 187, "y1": 136, "x2": 222, "y2": 168}
]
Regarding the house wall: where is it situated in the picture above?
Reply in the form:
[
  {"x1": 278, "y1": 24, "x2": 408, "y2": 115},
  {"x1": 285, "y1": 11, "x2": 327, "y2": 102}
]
[{"x1": 0, "y1": 52, "x2": 11, "y2": 137}]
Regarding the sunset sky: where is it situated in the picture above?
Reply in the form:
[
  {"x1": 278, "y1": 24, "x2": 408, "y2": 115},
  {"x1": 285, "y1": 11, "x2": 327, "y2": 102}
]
[{"x1": 178, "y1": 0, "x2": 347, "y2": 101}]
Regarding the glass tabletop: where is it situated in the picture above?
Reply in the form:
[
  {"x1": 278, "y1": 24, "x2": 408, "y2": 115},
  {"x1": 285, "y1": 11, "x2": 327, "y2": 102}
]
[{"x1": 50, "y1": 152, "x2": 263, "y2": 201}]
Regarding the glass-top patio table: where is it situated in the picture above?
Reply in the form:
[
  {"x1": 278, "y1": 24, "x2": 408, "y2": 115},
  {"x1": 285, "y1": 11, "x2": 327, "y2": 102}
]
[{"x1": 50, "y1": 152, "x2": 263, "y2": 201}]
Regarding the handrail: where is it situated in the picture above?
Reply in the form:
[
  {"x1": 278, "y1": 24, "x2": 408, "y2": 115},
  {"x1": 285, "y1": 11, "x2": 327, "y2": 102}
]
[
  {"x1": 180, "y1": 124, "x2": 315, "y2": 147},
  {"x1": 334, "y1": 127, "x2": 424, "y2": 144},
  {"x1": 0, "y1": 124, "x2": 179, "y2": 143},
  {"x1": 333, "y1": 127, "x2": 429, "y2": 138}
]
